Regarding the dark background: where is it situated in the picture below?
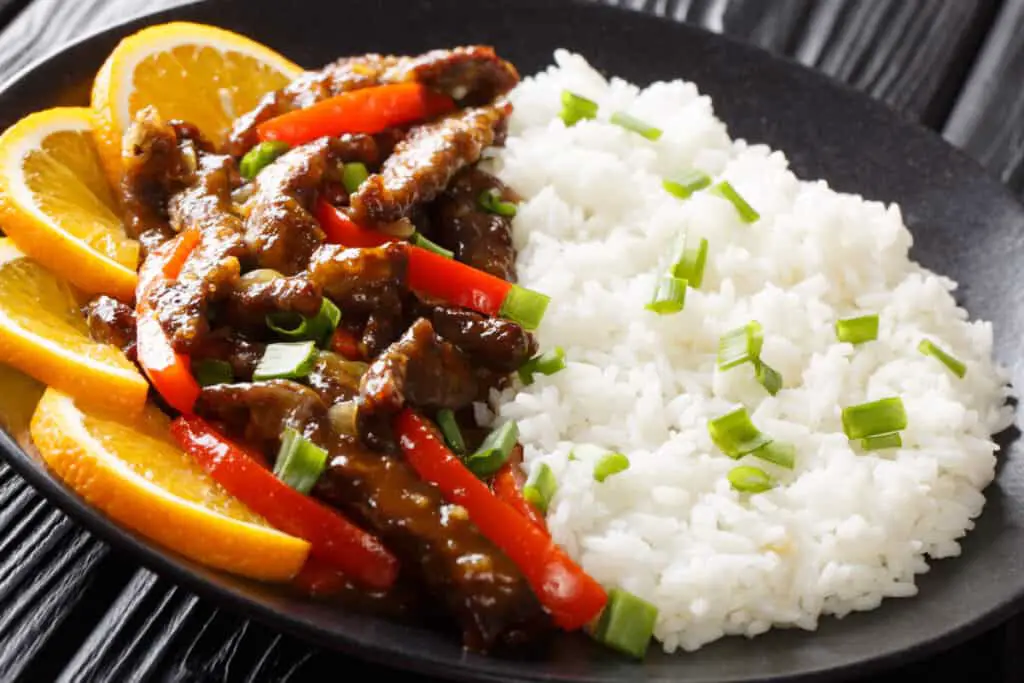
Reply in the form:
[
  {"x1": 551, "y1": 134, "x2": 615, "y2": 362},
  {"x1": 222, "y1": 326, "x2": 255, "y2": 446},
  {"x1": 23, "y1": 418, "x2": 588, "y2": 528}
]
[{"x1": 0, "y1": 0, "x2": 1023, "y2": 681}]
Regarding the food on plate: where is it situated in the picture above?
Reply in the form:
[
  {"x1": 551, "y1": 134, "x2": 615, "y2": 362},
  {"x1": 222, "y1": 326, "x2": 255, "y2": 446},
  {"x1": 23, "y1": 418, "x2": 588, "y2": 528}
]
[{"x1": 0, "y1": 22, "x2": 1009, "y2": 659}]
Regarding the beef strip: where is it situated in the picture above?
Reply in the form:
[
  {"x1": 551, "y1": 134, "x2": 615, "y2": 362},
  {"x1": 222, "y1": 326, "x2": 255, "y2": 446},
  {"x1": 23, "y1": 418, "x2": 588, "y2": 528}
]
[
  {"x1": 195, "y1": 380, "x2": 327, "y2": 452},
  {"x1": 307, "y1": 351, "x2": 366, "y2": 406},
  {"x1": 189, "y1": 330, "x2": 266, "y2": 382},
  {"x1": 432, "y1": 166, "x2": 518, "y2": 281},
  {"x1": 356, "y1": 318, "x2": 477, "y2": 452},
  {"x1": 221, "y1": 273, "x2": 322, "y2": 333},
  {"x1": 83, "y1": 295, "x2": 136, "y2": 352},
  {"x1": 349, "y1": 104, "x2": 509, "y2": 226},
  {"x1": 430, "y1": 306, "x2": 536, "y2": 373}
]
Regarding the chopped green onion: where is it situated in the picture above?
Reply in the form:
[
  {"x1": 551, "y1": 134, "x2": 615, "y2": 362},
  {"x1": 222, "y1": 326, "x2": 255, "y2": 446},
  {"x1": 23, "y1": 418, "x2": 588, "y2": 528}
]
[
  {"x1": 662, "y1": 170, "x2": 711, "y2": 200},
  {"x1": 728, "y1": 465, "x2": 774, "y2": 493},
  {"x1": 860, "y1": 432, "x2": 902, "y2": 451},
  {"x1": 753, "y1": 441, "x2": 794, "y2": 469},
  {"x1": 239, "y1": 141, "x2": 289, "y2": 180},
  {"x1": 670, "y1": 236, "x2": 708, "y2": 289},
  {"x1": 436, "y1": 408, "x2": 465, "y2": 455},
  {"x1": 341, "y1": 162, "x2": 369, "y2": 193},
  {"x1": 610, "y1": 111, "x2": 662, "y2": 141},
  {"x1": 499, "y1": 284, "x2": 550, "y2": 331},
  {"x1": 708, "y1": 406, "x2": 771, "y2": 458},
  {"x1": 560, "y1": 90, "x2": 599, "y2": 126},
  {"x1": 918, "y1": 338, "x2": 966, "y2": 378},
  {"x1": 717, "y1": 321, "x2": 764, "y2": 370},
  {"x1": 477, "y1": 188, "x2": 518, "y2": 217},
  {"x1": 755, "y1": 361, "x2": 783, "y2": 396},
  {"x1": 518, "y1": 346, "x2": 566, "y2": 385},
  {"x1": 593, "y1": 452, "x2": 630, "y2": 482},
  {"x1": 465, "y1": 420, "x2": 519, "y2": 478},
  {"x1": 590, "y1": 588, "x2": 658, "y2": 659},
  {"x1": 835, "y1": 315, "x2": 879, "y2": 344},
  {"x1": 841, "y1": 397, "x2": 907, "y2": 440},
  {"x1": 266, "y1": 312, "x2": 308, "y2": 340},
  {"x1": 266, "y1": 297, "x2": 341, "y2": 346},
  {"x1": 273, "y1": 427, "x2": 328, "y2": 494},
  {"x1": 411, "y1": 232, "x2": 454, "y2": 258},
  {"x1": 193, "y1": 359, "x2": 233, "y2": 387},
  {"x1": 712, "y1": 181, "x2": 759, "y2": 223},
  {"x1": 523, "y1": 462, "x2": 557, "y2": 513},
  {"x1": 645, "y1": 275, "x2": 687, "y2": 314},
  {"x1": 253, "y1": 341, "x2": 318, "y2": 381}
]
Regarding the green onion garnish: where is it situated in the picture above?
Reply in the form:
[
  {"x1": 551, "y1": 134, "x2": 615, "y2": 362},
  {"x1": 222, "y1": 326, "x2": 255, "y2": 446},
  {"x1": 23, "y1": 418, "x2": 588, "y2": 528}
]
[
  {"x1": 518, "y1": 346, "x2": 567, "y2": 385},
  {"x1": 273, "y1": 427, "x2": 328, "y2": 494},
  {"x1": 436, "y1": 408, "x2": 465, "y2": 455},
  {"x1": 589, "y1": 588, "x2": 658, "y2": 660},
  {"x1": 835, "y1": 315, "x2": 879, "y2": 344},
  {"x1": 860, "y1": 432, "x2": 902, "y2": 451},
  {"x1": 841, "y1": 397, "x2": 907, "y2": 440},
  {"x1": 523, "y1": 462, "x2": 557, "y2": 513},
  {"x1": 645, "y1": 275, "x2": 687, "y2": 315},
  {"x1": 662, "y1": 170, "x2": 711, "y2": 200},
  {"x1": 266, "y1": 297, "x2": 341, "y2": 346},
  {"x1": 193, "y1": 359, "x2": 233, "y2": 387},
  {"x1": 266, "y1": 312, "x2": 308, "y2": 340},
  {"x1": 560, "y1": 90, "x2": 599, "y2": 126},
  {"x1": 755, "y1": 361, "x2": 783, "y2": 396},
  {"x1": 478, "y1": 188, "x2": 518, "y2": 217},
  {"x1": 753, "y1": 441, "x2": 795, "y2": 469},
  {"x1": 239, "y1": 141, "x2": 289, "y2": 180},
  {"x1": 465, "y1": 420, "x2": 519, "y2": 478},
  {"x1": 411, "y1": 232, "x2": 454, "y2": 258},
  {"x1": 253, "y1": 341, "x2": 318, "y2": 381},
  {"x1": 670, "y1": 236, "x2": 708, "y2": 289},
  {"x1": 728, "y1": 465, "x2": 774, "y2": 493},
  {"x1": 341, "y1": 161, "x2": 369, "y2": 194},
  {"x1": 610, "y1": 111, "x2": 662, "y2": 141},
  {"x1": 708, "y1": 406, "x2": 771, "y2": 458},
  {"x1": 593, "y1": 452, "x2": 630, "y2": 482},
  {"x1": 918, "y1": 338, "x2": 966, "y2": 378},
  {"x1": 717, "y1": 321, "x2": 764, "y2": 370},
  {"x1": 712, "y1": 181, "x2": 759, "y2": 223},
  {"x1": 499, "y1": 284, "x2": 551, "y2": 331}
]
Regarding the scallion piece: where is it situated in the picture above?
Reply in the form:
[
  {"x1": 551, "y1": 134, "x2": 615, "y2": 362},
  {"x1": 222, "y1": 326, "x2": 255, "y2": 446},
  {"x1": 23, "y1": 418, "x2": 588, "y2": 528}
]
[
  {"x1": 436, "y1": 408, "x2": 465, "y2": 455},
  {"x1": 253, "y1": 341, "x2": 318, "y2": 381},
  {"x1": 610, "y1": 111, "x2": 662, "y2": 141},
  {"x1": 560, "y1": 90, "x2": 599, "y2": 126},
  {"x1": 266, "y1": 312, "x2": 308, "y2": 340},
  {"x1": 662, "y1": 170, "x2": 711, "y2": 199},
  {"x1": 645, "y1": 275, "x2": 687, "y2": 314},
  {"x1": 590, "y1": 588, "x2": 658, "y2": 660},
  {"x1": 670, "y1": 236, "x2": 709, "y2": 289},
  {"x1": 753, "y1": 441, "x2": 795, "y2": 469},
  {"x1": 841, "y1": 397, "x2": 907, "y2": 440},
  {"x1": 835, "y1": 315, "x2": 879, "y2": 344},
  {"x1": 755, "y1": 361, "x2": 783, "y2": 396},
  {"x1": 728, "y1": 465, "x2": 774, "y2": 493},
  {"x1": 708, "y1": 406, "x2": 772, "y2": 458},
  {"x1": 717, "y1": 321, "x2": 764, "y2": 370},
  {"x1": 478, "y1": 188, "x2": 518, "y2": 217},
  {"x1": 465, "y1": 420, "x2": 519, "y2": 478},
  {"x1": 523, "y1": 462, "x2": 557, "y2": 513},
  {"x1": 518, "y1": 346, "x2": 567, "y2": 385},
  {"x1": 239, "y1": 141, "x2": 289, "y2": 180},
  {"x1": 593, "y1": 452, "x2": 630, "y2": 482},
  {"x1": 411, "y1": 232, "x2": 454, "y2": 258},
  {"x1": 266, "y1": 297, "x2": 341, "y2": 346},
  {"x1": 193, "y1": 359, "x2": 233, "y2": 387},
  {"x1": 273, "y1": 427, "x2": 328, "y2": 494},
  {"x1": 341, "y1": 161, "x2": 369, "y2": 193},
  {"x1": 712, "y1": 181, "x2": 759, "y2": 223},
  {"x1": 918, "y1": 338, "x2": 966, "y2": 378},
  {"x1": 499, "y1": 284, "x2": 551, "y2": 331},
  {"x1": 860, "y1": 432, "x2": 902, "y2": 451}
]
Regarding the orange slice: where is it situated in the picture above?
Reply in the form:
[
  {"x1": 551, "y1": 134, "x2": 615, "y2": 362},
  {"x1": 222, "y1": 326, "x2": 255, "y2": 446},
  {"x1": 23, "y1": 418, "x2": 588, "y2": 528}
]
[
  {"x1": 0, "y1": 107, "x2": 137, "y2": 301},
  {"x1": 31, "y1": 388, "x2": 311, "y2": 581}
]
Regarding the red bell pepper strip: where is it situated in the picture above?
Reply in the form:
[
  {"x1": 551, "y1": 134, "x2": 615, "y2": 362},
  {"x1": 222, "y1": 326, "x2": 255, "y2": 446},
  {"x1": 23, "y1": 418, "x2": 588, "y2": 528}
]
[
  {"x1": 395, "y1": 409, "x2": 606, "y2": 630},
  {"x1": 494, "y1": 462, "x2": 548, "y2": 532},
  {"x1": 328, "y1": 327, "x2": 362, "y2": 361},
  {"x1": 315, "y1": 199, "x2": 393, "y2": 247},
  {"x1": 171, "y1": 416, "x2": 399, "y2": 590},
  {"x1": 292, "y1": 558, "x2": 351, "y2": 597},
  {"x1": 257, "y1": 83, "x2": 455, "y2": 146}
]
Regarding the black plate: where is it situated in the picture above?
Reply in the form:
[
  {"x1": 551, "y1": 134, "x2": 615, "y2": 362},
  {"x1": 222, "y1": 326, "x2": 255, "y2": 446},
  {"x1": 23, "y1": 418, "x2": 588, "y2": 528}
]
[{"x1": 2, "y1": 0, "x2": 1023, "y2": 681}]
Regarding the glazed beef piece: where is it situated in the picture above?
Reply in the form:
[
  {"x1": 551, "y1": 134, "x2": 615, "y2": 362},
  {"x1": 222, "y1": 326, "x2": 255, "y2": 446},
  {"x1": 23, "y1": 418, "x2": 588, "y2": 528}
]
[
  {"x1": 195, "y1": 380, "x2": 327, "y2": 452},
  {"x1": 432, "y1": 166, "x2": 517, "y2": 281},
  {"x1": 190, "y1": 331, "x2": 266, "y2": 381},
  {"x1": 430, "y1": 306, "x2": 535, "y2": 373},
  {"x1": 349, "y1": 104, "x2": 509, "y2": 226},
  {"x1": 84, "y1": 296, "x2": 136, "y2": 352},
  {"x1": 221, "y1": 272, "x2": 322, "y2": 334},
  {"x1": 390, "y1": 46, "x2": 519, "y2": 107},
  {"x1": 307, "y1": 352, "x2": 366, "y2": 407}
]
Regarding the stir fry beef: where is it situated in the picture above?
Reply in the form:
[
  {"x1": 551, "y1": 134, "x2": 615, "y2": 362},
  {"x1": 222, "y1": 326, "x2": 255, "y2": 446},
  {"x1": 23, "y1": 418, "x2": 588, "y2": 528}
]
[
  {"x1": 431, "y1": 306, "x2": 535, "y2": 373},
  {"x1": 84, "y1": 295, "x2": 137, "y2": 353},
  {"x1": 221, "y1": 272, "x2": 322, "y2": 334},
  {"x1": 391, "y1": 46, "x2": 520, "y2": 107},
  {"x1": 190, "y1": 330, "x2": 266, "y2": 382},
  {"x1": 307, "y1": 352, "x2": 365, "y2": 406},
  {"x1": 195, "y1": 380, "x2": 327, "y2": 452}
]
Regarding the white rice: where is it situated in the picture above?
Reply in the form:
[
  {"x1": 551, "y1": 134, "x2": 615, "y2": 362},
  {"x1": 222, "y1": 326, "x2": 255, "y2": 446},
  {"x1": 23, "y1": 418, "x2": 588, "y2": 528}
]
[{"x1": 483, "y1": 50, "x2": 1014, "y2": 653}]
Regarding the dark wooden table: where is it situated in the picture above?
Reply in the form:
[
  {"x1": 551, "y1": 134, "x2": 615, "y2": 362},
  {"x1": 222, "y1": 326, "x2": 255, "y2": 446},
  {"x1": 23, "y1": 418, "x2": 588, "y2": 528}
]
[{"x1": 1, "y1": 0, "x2": 1023, "y2": 681}]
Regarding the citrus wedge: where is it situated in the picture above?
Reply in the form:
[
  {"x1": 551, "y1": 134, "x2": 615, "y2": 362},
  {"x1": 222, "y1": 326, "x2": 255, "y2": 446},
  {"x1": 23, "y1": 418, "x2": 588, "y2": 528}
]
[
  {"x1": 0, "y1": 363, "x2": 45, "y2": 452},
  {"x1": 92, "y1": 21, "x2": 302, "y2": 182},
  {"x1": 0, "y1": 239, "x2": 147, "y2": 414},
  {"x1": 0, "y1": 107, "x2": 138, "y2": 301},
  {"x1": 31, "y1": 388, "x2": 310, "y2": 581}
]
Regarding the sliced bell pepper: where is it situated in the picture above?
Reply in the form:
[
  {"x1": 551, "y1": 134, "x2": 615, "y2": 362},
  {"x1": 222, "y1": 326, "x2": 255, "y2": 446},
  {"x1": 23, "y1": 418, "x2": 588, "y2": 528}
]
[
  {"x1": 171, "y1": 416, "x2": 399, "y2": 590},
  {"x1": 395, "y1": 409, "x2": 606, "y2": 630},
  {"x1": 493, "y1": 461, "x2": 548, "y2": 532},
  {"x1": 292, "y1": 558, "x2": 351, "y2": 597},
  {"x1": 328, "y1": 327, "x2": 362, "y2": 361},
  {"x1": 315, "y1": 199, "x2": 393, "y2": 247},
  {"x1": 257, "y1": 82, "x2": 455, "y2": 146}
]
